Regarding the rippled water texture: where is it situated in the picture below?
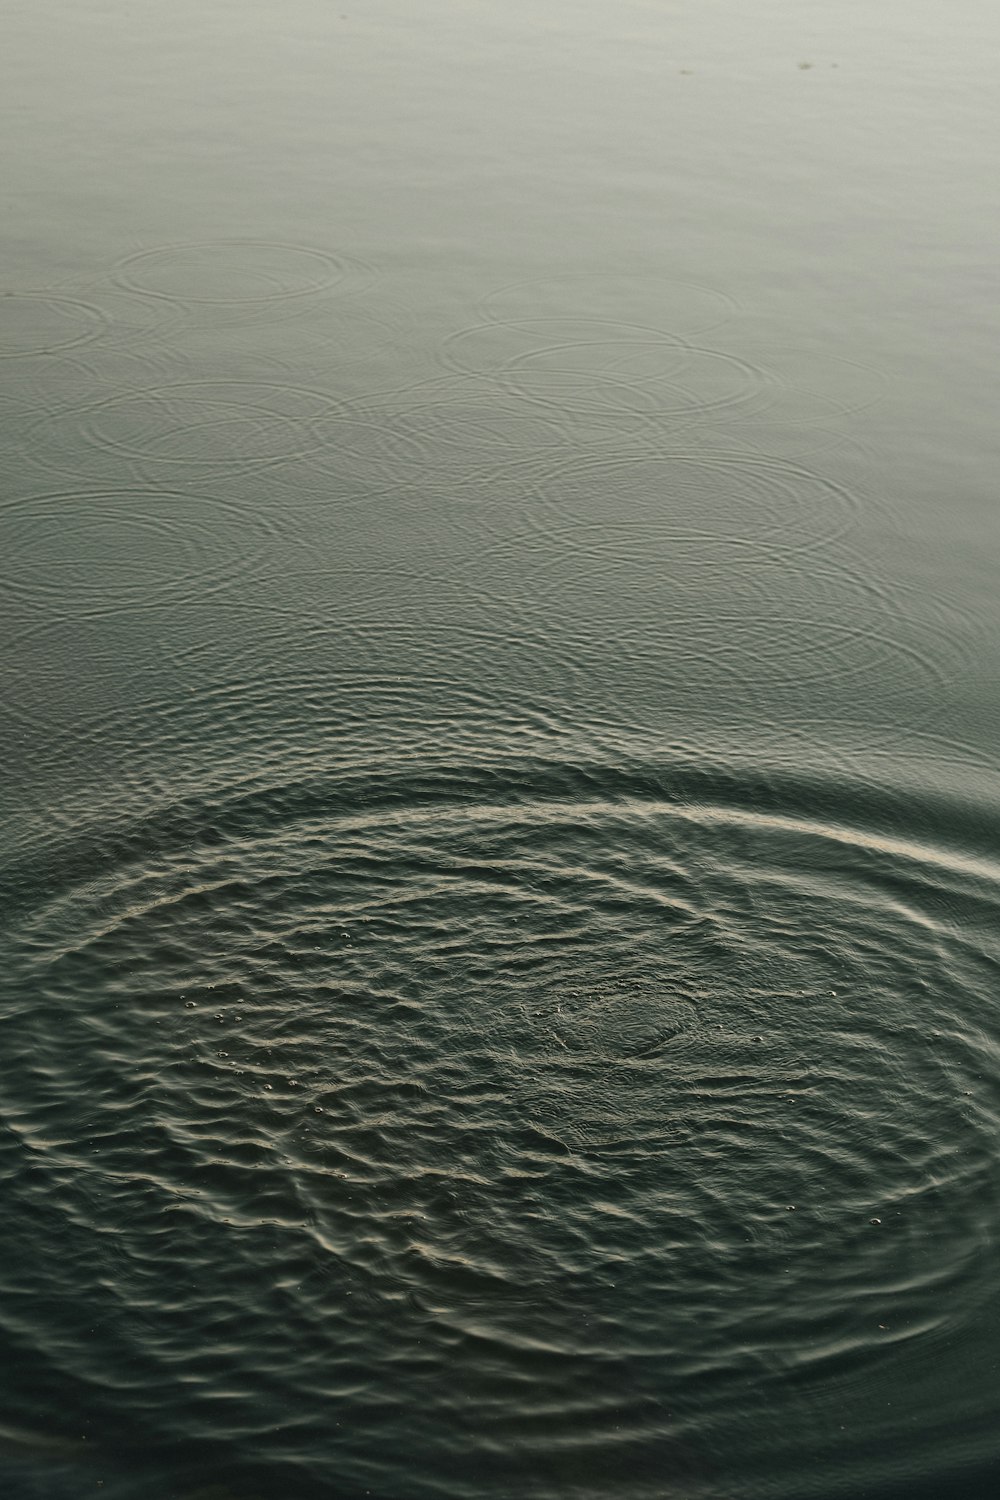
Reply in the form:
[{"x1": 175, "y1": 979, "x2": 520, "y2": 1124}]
[
  {"x1": 5, "y1": 727, "x2": 1000, "y2": 1500},
  {"x1": 4, "y1": 2, "x2": 1000, "y2": 1497},
  {"x1": 2, "y1": 230, "x2": 996, "y2": 1498}
]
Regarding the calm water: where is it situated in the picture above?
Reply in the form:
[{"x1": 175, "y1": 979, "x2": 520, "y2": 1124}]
[{"x1": 2, "y1": 3, "x2": 999, "y2": 1497}]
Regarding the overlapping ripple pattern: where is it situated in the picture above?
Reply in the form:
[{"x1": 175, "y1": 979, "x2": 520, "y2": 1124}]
[
  {"x1": 2, "y1": 242, "x2": 997, "y2": 1499},
  {"x1": 4, "y1": 730, "x2": 1000, "y2": 1499}
]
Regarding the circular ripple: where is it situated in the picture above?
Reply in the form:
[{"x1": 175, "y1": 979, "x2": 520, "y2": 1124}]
[
  {"x1": 501, "y1": 339, "x2": 772, "y2": 423},
  {"x1": 479, "y1": 273, "x2": 738, "y2": 336},
  {"x1": 114, "y1": 240, "x2": 369, "y2": 305},
  {"x1": 297, "y1": 378, "x2": 572, "y2": 508},
  {"x1": 0, "y1": 488, "x2": 281, "y2": 611},
  {"x1": 440, "y1": 319, "x2": 774, "y2": 435},
  {"x1": 0, "y1": 291, "x2": 107, "y2": 358},
  {"x1": 437, "y1": 319, "x2": 684, "y2": 443},
  {"x1": 28, "y1": 381, "x2": 338, "y2": 484},
  {"x1": 2, "y1": 753, "x2": 999, "y2": 1497},
  {"x1": 520, "y1": 448, "x2": 863, "y2": 557},
  {"x1": 443, "y1": 317, "x2": 692, "y2": 375}
]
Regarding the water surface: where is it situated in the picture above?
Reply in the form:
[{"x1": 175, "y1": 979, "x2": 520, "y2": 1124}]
[{"x1": 2, "y1": 3, "x2": 999, "y2": 1497}]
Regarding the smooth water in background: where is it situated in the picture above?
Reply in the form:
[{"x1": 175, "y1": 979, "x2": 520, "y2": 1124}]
[{"x1": 2, "y1": 3, "x2": 999, "y2": 1497}]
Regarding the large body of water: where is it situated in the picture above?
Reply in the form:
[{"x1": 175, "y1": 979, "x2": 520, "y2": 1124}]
[{"x1": 2, "y1": 3, "x2": 999, "y2": 1497}]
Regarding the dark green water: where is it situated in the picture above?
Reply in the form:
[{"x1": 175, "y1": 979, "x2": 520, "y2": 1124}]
[{"x1": 2, "y1": 3, "x2": 999, "y2": 1497}]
